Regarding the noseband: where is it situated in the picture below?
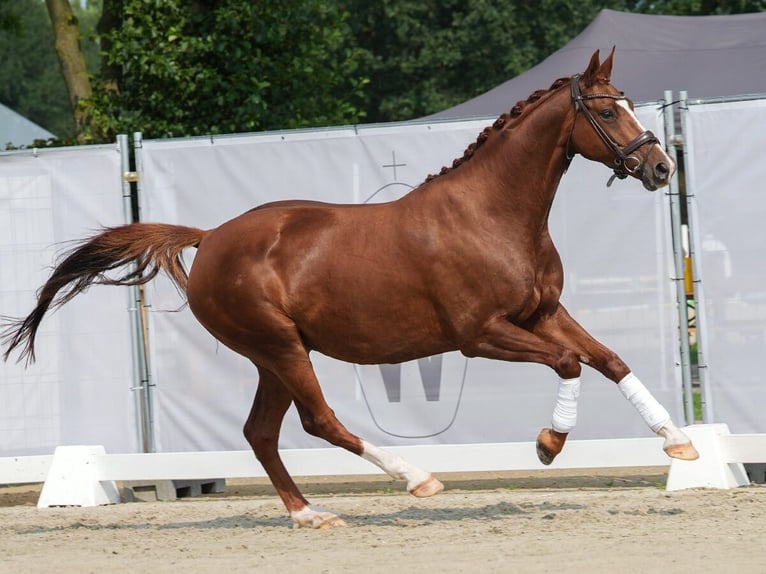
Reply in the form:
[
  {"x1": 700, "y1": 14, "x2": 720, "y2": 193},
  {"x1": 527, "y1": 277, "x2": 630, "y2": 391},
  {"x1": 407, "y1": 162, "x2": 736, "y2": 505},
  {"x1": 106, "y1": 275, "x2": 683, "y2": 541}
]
[{"x1": 568, "y1": 74, "x2": 659, "y2": 186}]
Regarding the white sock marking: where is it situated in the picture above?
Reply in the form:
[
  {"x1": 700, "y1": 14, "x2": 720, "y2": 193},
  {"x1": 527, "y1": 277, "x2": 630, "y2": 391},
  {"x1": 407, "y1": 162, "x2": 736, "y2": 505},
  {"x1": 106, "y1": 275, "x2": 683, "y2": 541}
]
[
  {"x1": 361, "y1": 440, "x2": 430, "y2": 492},
  {"x1": 290, "y1": 505, "x2": 344, "y2": 528}
]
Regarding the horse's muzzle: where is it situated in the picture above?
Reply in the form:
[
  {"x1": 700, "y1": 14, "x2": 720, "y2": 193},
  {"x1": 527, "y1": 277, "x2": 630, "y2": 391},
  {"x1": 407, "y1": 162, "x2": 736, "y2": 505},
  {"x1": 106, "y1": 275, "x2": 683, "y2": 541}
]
[{"x1": 641, "y1": 154, "x2": 676, "y2": 191}]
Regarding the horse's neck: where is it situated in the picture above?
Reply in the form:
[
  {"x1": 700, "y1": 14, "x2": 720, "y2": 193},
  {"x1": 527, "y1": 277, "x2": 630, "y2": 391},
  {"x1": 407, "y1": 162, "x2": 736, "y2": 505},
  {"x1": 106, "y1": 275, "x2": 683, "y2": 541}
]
[{"x1": 442, "y1": 90, "x2": 572, "y2": 233}]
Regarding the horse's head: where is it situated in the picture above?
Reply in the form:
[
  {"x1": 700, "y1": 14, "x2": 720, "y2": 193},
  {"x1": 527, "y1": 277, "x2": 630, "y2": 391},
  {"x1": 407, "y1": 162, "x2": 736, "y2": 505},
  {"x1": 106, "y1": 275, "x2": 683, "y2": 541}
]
[{"x1": 567, "y1": 49, "x2": 675, "y2": 191}]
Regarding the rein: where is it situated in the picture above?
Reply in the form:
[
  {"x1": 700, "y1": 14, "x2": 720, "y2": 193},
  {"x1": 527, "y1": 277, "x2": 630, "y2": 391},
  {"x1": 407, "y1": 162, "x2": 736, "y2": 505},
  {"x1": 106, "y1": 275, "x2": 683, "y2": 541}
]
[{"x1": 568, "y1": 74, "x2": 659, "y2": 187}]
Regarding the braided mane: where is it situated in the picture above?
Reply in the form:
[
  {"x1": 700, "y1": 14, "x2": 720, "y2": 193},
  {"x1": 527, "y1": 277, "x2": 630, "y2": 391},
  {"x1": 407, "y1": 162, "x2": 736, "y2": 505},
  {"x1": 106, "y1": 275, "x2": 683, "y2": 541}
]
[{"x1": 425, "y1": 77, "x2": 571, "y2": 183}]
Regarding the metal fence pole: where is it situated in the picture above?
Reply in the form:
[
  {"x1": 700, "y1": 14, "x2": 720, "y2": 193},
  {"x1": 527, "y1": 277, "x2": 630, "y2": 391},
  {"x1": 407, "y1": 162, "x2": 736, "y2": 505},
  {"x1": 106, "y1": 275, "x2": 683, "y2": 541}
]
[
  {"x1": 132, "y1": 132, "x2": 155, "y2": 451},
  {"x1": 662, "y1": 92, "x2": 695, "y2": 425},
  {"x1": 678, "y1": 92, "x2": 714, "y2": 424},
  {"x1": 118, "y1": 133, "x2": 154, "y2": 453}
]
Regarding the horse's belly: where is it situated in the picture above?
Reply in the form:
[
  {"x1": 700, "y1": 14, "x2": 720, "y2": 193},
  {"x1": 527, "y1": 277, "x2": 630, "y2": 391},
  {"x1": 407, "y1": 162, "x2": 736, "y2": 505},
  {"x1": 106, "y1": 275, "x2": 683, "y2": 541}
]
[{"x1": 295, "y1": 304, "x2": 454, "y2": 365}]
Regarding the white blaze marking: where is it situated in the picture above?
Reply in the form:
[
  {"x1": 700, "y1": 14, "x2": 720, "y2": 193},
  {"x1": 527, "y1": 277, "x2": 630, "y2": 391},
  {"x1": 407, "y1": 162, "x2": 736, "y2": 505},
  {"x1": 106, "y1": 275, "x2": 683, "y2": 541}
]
[
  {"x1": 617, "y1": 99, "x2": 648, "y2": 131},
  {"x1": 617, "y1": 100, "x2": 675, "y2": 172}
]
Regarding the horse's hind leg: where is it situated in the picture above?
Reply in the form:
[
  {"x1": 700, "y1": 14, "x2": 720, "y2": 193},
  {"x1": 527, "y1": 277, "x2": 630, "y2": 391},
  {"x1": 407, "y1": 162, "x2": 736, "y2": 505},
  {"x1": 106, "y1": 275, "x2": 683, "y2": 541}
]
[
  {"x1": 251, "y1": 340, "x2": 441, "y2": 527},
  {"x1": 244, "y1": 366, "x2": 347, "y2": 529},
  {"x1": 292, "y1": 400, "x2": 444, "y2": 498},
  {"x1": 284, "y1": 359, "x2": 444, "y2": 494},
  {"x1": 268, "y1": 345, "x2": 443, "y2": 506}
]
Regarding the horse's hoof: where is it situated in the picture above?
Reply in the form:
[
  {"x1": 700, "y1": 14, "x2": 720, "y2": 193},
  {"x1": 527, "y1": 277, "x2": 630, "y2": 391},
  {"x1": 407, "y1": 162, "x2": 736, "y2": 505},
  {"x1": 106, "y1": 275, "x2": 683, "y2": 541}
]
[
  {"x1": 536, "y1": 428, "x2": 568, "y2": 466},
  {"x1": 291, "y1": 507, "x2": 348, "y2": 529},
  {"x1": 536, "y1": 440, "x2": 556, "y2": 466},
  {"x1": 664, "y1": 441, "x2": 700, "y2": 461},
  {"x1": 315, "y1": 515, "x2": 348, "y2": 529},
  {"x1": 409, "y1": 476, "x2": 444, "y2": 498}
]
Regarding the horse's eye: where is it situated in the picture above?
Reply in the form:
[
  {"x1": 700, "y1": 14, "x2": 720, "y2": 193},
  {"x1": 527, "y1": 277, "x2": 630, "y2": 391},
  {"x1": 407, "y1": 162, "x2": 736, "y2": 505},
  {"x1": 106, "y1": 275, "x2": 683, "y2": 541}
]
[{"x1": 599, "y1": 109, "x2": 616, "y2": 121}]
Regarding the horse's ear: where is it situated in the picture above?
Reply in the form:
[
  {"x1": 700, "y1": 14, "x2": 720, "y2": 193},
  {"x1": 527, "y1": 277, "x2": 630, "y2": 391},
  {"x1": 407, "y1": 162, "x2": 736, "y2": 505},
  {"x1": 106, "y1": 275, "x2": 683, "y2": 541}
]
[
  {"x1": 582, "y1": 50, "x2": 601, "y2": 87},
  {"x1": 596, "y1": 46, "x2": 616, "y2": 84},
  {"x1": 582, "y1": 47, "x2": 615, "y2": 87}
]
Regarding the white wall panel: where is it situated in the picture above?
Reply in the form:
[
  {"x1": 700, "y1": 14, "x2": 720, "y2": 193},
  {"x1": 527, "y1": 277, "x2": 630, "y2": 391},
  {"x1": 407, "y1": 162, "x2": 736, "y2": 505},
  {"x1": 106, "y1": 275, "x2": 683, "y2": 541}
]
[
  {"x1": 685, "y1": 97, "x2": 766, "y2": 433},
  {"x1": 0, "y1": 145, "x2": 136, "y2": 456}
]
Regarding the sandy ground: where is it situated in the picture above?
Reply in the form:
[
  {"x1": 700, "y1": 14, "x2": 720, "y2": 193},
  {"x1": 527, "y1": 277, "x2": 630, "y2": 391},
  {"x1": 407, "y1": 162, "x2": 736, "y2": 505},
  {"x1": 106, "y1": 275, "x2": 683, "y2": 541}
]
[{"x1": 1, "y1": 469, "x2": 764, "y2": 574}]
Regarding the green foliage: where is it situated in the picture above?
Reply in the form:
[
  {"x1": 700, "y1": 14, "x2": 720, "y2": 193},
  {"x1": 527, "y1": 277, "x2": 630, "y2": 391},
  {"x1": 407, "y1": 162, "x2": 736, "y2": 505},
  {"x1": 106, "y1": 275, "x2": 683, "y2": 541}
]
[
  {"x1": 0, "y1": 0, "x2": 100, "y2": 140},
  {"x1": 5, "y1": 0, "x2": 766, "y2": 144},
  {"x1": 0, "y1": 0, "x2": 71, "y2": 137},
  {"x1": 343, "y1": 0, "x2": 621, "y2": 122},
  {"x1": 630, "y1": 0, "x2": 766, "y2": 14},
  {"x1": 0, "y1": 0, "x2": 21, "y2": 33},
  {"x1": 91, "y1": 0, "x2": 368, "y2": 139}
]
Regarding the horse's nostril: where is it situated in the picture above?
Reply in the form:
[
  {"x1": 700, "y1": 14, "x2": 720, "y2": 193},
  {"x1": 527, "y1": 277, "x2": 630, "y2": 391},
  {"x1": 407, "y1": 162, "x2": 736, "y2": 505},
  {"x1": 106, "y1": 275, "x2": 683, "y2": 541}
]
[{"x1": 655, "y1": 161, "x2": 670, "y2": 180}]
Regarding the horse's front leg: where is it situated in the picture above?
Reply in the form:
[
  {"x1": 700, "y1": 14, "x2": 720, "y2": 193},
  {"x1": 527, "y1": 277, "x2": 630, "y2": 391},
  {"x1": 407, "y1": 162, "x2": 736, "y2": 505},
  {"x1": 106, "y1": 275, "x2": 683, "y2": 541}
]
[
  {"x1": 459, "y1": 315, "x2": 585, "y2": 463},
  {"x1": 528, "y1": 304, "x2": 699, "y2": 463}
]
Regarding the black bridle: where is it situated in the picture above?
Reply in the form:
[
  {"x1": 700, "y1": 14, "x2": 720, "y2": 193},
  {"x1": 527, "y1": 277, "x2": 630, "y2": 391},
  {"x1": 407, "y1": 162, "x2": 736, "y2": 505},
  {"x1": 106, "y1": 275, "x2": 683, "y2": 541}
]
[{"x1": 568, "y1": 74, "x2": 659, "y2": 186}]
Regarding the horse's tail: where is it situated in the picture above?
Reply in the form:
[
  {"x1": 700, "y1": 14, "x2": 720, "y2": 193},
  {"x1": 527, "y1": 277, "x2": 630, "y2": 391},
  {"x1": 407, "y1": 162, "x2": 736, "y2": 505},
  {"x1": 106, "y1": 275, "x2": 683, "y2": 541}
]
[{"x1": 1, "y1": 223, "x2": 206, "y2": 365}]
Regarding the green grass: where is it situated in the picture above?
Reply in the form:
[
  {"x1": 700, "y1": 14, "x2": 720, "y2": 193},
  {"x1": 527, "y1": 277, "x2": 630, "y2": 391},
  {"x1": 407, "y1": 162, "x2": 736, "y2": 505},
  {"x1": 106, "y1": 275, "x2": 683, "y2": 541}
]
[{"x1": 693, "y1": 386, "x2": 702, "y2": 423}]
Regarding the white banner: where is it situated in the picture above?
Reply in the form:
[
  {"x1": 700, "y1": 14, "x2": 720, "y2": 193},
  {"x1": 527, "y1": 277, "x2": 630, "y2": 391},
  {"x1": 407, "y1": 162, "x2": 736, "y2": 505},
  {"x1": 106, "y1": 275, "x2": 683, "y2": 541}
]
[
  {"x1": 0, "y1": 145, "x2": 137, "y2": 456},
  {"x1": 685, "y1": 97, "x2": 766, "y2": 433},
  {"x1": 140, "y1": 106, "x2": 681, "y2": 452}
]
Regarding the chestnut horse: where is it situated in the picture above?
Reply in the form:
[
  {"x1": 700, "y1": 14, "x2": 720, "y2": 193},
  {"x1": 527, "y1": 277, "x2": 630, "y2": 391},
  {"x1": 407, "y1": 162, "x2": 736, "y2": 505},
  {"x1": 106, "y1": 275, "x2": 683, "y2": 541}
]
[{"x1": 2, "y1": 50, "x2": 697, "y2": 528}]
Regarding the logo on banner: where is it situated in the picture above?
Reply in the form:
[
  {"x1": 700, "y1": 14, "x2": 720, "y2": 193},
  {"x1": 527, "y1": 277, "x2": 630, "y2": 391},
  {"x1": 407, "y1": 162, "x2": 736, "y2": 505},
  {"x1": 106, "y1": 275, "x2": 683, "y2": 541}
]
[{"x1": 355, "y1": 150, "x2": 468, "y2": 438}]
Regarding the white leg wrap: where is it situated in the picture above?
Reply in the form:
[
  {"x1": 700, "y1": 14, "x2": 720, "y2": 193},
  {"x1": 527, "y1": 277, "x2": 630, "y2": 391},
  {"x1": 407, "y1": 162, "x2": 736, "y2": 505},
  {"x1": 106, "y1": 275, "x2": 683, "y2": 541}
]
[
  {"x1": 618, "y1": 372, "x2": 671, "y2": 433},
  {"x1": 551, "y1": 377, "x2": 580, "y2": 433},
  {"x1": 361, "y1": 440, "x2": 430, "y2": 492}
]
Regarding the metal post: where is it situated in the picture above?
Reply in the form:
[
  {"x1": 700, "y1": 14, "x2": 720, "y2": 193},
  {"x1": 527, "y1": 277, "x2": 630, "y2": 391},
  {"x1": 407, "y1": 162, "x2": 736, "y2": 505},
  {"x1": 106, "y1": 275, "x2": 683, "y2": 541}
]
[
  {"x1": 678, "y1": 92, "x2": 714, "y2": 423},
  {"x1": 118, "y1": 133, "x2": 154, "y2": 453},
  {"x1": 662, "y1": 92, "x2": 695, "y2": 425},
  {"x1": 132, "y1": 132, "x2": 155, "y2": 451}
]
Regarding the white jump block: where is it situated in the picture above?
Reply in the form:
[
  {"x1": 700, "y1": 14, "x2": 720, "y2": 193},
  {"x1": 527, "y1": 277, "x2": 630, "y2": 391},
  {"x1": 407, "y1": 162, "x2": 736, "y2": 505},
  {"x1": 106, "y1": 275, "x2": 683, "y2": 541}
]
[
  {"x1": 37, "y1": 445, "x2": 120, "y2": 508},
  {"x1": 666, "y1": 424, "x2": 751, "y2": 491}
]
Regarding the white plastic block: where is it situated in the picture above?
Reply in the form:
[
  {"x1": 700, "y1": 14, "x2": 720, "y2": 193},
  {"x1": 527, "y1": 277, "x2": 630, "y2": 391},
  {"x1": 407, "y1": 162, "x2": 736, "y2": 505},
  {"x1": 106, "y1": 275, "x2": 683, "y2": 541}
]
[
  {"x1": 37, "y1": 445, "x2": 120, "y2": 508},
  {"x1": 666, "y1": 424, "x2": 751, "y2": 491}
]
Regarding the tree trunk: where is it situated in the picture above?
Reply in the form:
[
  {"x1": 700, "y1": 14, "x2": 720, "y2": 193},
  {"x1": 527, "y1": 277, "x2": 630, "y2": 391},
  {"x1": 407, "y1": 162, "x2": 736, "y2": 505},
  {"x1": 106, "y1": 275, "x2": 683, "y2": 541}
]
[
  {"x1": 46, "y1": 0, "x2": 92, "y2": 142},
  {"x1": 97, "y1": 0, "x2": 122, "y2": 96}
]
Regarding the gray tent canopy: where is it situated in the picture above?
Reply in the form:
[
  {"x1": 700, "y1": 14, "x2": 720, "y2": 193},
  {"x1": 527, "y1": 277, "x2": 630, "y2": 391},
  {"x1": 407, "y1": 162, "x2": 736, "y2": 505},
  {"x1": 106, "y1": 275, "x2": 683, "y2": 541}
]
[
  {"x1": 429, "y1": 9, "x2": 766, "y2": 120},
  {"x1": 0, "y1": 103, "x2": 55, "y2": 147}
]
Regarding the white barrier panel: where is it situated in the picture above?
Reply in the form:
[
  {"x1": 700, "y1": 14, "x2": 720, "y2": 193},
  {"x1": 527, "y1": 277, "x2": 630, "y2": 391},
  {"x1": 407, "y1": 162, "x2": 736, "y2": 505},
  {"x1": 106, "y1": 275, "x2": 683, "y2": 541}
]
[
  {"x1": 0, "y1": 145, "x2": 137, "y2": 456},
  {"x1": 665, "y1": 424, "x2": 757, "y2": 490},
  {"x1": 684, "y1": 98, "x2": 766, "y2": 433},
  {"x1": 26, "y1": 437, "x2": 671, "y2": 507},
  {"x1": 0, "y1": 454, "x2": 51, "y2": 483},
  {"x1": 139, "y1": 106, "x2": 681, "y2": 452},
  {"x1": 3, "y1": 425, "x2": 761, "y2": 507}
]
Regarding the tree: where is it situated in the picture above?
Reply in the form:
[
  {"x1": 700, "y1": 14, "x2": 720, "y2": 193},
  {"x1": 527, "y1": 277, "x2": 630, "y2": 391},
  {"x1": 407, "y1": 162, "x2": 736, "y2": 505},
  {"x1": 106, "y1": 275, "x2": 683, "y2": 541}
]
[
  {"x1": 630, "y1": 0, "x2": 766, "y2": 14},
  {"x1": 90, "y1": 0, "x2": 368, "y2": 140},
  {"x1": 0, "y1": 0, "x2": 100, "y2": 142},
  {"x1": 46, "y1": 0, "x2": 93, "y2": 141},
  {"x1": 0, "y1": 0, "x2": 20, "y2": 32},
  {"x1": 13, "y1": 0, "x2": 766, "y2": 145},
  {"x1": 342, "y1": 0, "x2": 621, "y2": 123}
]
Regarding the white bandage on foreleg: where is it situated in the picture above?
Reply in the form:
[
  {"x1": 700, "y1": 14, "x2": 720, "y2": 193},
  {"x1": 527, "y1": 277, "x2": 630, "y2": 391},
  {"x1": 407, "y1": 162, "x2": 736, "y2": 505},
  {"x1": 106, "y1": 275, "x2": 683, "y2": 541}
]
[
  {"x1": 551, "y1": 377, "x2": 580, "y2": 433},
  {"x1": 618, "y1": 372, "x2": 671, "y2": 433}
]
